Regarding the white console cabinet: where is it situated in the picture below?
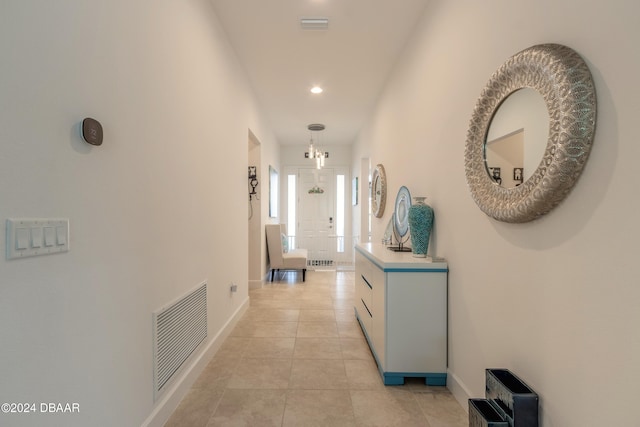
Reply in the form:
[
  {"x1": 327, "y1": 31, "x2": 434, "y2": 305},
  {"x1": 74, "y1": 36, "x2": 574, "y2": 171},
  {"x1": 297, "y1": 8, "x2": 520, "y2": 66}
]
[{"x1": 354, "y1": 243, "x2": 448, "y2": 386}]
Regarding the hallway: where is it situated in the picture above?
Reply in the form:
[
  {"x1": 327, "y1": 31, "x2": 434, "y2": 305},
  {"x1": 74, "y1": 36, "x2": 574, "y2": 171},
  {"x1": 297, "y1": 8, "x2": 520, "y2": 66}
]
[{"x1": 165, "y1": 270, "x2": 467, "y2": 426}]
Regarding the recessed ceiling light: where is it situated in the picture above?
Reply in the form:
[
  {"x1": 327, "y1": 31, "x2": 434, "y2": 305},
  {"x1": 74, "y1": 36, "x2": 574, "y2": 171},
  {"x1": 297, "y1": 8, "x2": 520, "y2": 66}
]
[{"x1": 310, "y1": 86, "x2": 323, "y2": 94}]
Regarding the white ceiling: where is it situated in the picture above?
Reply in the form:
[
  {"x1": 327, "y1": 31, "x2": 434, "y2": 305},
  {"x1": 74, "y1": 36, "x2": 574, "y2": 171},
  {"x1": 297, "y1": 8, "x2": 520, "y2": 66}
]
[{"x1": 210, "y1": 0, "x2": 429, "y2": 146}]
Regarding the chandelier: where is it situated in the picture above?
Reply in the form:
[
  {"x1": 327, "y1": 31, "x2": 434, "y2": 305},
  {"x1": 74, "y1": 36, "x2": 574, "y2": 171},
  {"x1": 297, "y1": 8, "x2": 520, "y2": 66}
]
[{"x1": 307, "y1": 123, "x2": 326, "y2": 169}]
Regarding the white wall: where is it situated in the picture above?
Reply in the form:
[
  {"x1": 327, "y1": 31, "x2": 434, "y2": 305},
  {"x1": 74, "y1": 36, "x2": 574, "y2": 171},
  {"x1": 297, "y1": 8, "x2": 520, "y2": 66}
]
[
  {"x1": 0, "y1": 1, "x2": 277, "y2": 426},
  {"x1": 352, "y1": 0, "x2": 640, "y2": 425}
]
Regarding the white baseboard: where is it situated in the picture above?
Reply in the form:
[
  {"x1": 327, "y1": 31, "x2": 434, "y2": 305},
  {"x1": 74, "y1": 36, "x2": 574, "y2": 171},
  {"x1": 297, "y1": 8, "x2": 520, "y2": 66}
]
[
  {"x1": 447, "y1": 369, "x2": 472, "y2": 413},
  {"x1": 141, "y1": 296, "x2": 250, "y2": 427},
  {"x1": 249, "y1": 279, "x2": 263, "y2": 290},
  {"x1": 250, "y1": 271, "x2": 274, "y2": 290}
]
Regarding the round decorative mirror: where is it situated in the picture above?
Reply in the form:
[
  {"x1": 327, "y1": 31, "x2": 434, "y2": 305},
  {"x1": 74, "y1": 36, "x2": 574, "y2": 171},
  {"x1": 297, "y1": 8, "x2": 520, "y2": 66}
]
[
  {"x1": 465, "y1": 43, "x2": 597, "y2": 223},
  {"x1": 371, "y1": 164, "x2": 387, "y2": 218}
]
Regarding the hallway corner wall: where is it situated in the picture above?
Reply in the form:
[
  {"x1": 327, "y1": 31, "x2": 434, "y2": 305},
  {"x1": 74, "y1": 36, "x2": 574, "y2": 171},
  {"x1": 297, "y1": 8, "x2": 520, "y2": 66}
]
[{"x1": 352, "y1": 1, "x2": 640, "y2": 425}]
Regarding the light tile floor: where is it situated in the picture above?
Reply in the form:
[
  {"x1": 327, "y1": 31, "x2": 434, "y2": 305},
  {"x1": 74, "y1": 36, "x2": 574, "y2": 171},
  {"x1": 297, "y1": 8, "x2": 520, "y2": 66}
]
[{"x1": 165, "y1": 270, "x2": 468, "y2": 427}]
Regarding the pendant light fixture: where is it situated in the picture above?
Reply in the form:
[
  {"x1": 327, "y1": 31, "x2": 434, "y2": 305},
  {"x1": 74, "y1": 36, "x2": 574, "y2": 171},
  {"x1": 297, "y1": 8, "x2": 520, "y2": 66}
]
[{"x1": 307, "y1": 123, "x2": 326, "y2": 169}]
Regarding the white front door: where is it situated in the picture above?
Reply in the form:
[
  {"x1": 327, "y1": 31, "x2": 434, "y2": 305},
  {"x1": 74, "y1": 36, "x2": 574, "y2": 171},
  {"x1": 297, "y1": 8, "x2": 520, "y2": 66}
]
[{"x1": 297, "y1": 168, "x2": 335, "y2": 265}]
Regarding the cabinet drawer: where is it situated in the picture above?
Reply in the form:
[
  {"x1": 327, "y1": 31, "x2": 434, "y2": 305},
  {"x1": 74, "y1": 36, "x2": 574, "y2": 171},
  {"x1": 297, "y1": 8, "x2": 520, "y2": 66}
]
[
  {"x1": 358, "y1": 273, "x2": 373, "y2": 307},
  {"x1": 356, "y1": 297, "x2": 373, "y2": 334},
  {"x1": 355, "y1": 251, "x2": 373, "y2": 311},
  {"x1": 355, "y1": 251, "x2": 372, "y2": 280},
  {"x1": 370, "y1": 262, "x2": 386, "y2": 366}
]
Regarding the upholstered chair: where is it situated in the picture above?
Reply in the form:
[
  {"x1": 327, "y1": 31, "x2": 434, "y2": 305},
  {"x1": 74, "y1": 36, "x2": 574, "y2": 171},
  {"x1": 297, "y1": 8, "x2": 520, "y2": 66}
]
[{"x1": 265, "y1": 224, "x2": 308, "y2": 282}]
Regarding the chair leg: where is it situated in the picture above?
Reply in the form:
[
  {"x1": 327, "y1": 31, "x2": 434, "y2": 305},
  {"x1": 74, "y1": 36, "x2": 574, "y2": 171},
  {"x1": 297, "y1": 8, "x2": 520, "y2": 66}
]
[
  {"x1": 271, "y1": 269, "x2": 275, "y2": 282},
  {"x1": 302, "y1": 268, "x2": 306, "y2": 282}
]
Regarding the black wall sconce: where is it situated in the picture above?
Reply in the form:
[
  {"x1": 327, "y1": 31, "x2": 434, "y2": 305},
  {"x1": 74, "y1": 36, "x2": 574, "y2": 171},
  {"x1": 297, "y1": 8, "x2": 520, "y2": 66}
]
[{"x1": 248, "y1": 166, "x2": 259, "y2": 200}]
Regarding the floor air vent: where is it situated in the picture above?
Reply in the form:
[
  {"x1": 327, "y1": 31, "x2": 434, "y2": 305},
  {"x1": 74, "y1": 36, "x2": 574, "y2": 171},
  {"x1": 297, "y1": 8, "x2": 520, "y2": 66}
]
[
  {"x1": 153, "y1": 282, "x2": 207, "y2": 398},
  {"x1": 308, "y1": 259, "x2": 334, "y2": 267}
]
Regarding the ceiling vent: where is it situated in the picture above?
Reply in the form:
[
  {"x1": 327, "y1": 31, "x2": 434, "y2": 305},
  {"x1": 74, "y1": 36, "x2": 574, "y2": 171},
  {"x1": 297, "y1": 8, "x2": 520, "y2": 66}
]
[{"x1": 300, "y1": 17, "x2": 329, "y2": 30}]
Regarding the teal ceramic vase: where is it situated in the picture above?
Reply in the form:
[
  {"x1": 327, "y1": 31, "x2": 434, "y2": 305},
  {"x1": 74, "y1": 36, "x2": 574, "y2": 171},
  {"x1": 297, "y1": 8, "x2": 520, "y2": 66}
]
[{"x1": 408, "y1": 196, "x2": 434, "y2": 257}]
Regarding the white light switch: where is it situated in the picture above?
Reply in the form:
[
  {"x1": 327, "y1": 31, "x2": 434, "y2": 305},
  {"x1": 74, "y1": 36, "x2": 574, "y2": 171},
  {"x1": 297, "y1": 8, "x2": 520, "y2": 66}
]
[
  {"x1": 44, "y1": 227, "x2": 56, "y2": 247},
  {"x1": 56, "y1": 226, "x2": 67, "y2": 245},
  {"x1": 15, "y1": 228, "x2": 29, "y2": 250},
  {"x1": 31, "y1": 227, "x2": 43, "y2": 248},
  {"x1": 6, "y1": 218, "x2": 70, "y2": 259}
]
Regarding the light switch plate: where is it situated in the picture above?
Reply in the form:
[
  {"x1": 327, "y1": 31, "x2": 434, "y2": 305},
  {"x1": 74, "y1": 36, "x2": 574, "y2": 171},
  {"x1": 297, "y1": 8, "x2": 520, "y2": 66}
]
[{"x1": 6, "y1": 218, "x2": 69, "y2": 260}]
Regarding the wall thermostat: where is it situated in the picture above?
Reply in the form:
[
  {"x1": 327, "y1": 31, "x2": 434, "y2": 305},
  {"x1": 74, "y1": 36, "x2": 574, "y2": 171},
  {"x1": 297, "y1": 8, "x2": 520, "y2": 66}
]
[{"x1": 81, "y1": 117, "x2": 103, "y2": 146}]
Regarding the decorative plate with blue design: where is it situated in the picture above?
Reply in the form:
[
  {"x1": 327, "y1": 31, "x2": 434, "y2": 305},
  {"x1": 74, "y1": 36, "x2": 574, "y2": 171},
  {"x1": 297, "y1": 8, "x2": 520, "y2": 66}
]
[{"x1": 394, "y1": 186, "x2": 411, "y2": 238}]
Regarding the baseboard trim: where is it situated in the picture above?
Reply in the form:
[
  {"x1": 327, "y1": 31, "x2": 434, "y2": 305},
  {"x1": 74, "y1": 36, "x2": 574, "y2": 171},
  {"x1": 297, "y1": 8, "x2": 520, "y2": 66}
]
[
  {"x1": 447, "y1": 369, "x2": 472, "y2": 413},
  {"x1": 249, "y1": 279, "x2": 263, "y2": 290},
  {"x1": 141, "y1": 296, "x2": 250, "y2": 427}
]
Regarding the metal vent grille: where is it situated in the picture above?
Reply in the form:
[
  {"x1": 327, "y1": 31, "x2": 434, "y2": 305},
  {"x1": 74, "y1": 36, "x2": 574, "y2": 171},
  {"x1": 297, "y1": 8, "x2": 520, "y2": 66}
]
[
  {"x1": 153, "y1": 282, "x2": 207, "y2": 397},
  {"x1": 300, "y1": 17, "x2": 329, "y2": 30},
  {"x1": 308, "y1": 259, "x2": 334, "y2": 267}
]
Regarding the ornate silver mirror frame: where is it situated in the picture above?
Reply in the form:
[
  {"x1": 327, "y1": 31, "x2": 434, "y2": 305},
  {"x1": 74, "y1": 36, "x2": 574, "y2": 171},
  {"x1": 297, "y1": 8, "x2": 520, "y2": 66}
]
[
  {"x1": 464, "y1": 44, "x2": 597, "y2": 223},
  {"x1": 371, "y1": 164, "x2": 387, "y2": 218}
]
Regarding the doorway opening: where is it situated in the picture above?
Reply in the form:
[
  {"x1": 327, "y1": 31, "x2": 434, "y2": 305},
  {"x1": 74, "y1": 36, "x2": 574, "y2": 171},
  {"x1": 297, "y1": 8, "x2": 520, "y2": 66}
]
[
  {"x1": 248, "y1": 131, "x2": 262, "y2": 289},
  {"x1": 285, "y1": 166, "x2": 354, "y2": 270}
]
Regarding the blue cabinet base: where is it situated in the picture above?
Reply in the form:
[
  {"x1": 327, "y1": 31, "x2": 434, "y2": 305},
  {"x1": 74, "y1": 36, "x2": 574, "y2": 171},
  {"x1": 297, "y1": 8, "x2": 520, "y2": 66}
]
[
  {"x1": 355, "y1": 309, "x2": 447, "y2": 386},
  {"x1": 383, "y1": 372, "x2": 447, "y2": 386}
]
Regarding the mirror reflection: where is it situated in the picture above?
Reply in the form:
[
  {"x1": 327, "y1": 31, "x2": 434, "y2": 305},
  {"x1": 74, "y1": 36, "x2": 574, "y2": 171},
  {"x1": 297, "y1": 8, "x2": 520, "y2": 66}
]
[
  {"x1": 485, "y1": 88, "x2": 549, "y2": 188},
  {"x1": 373, "y1": 177, "x2": 382, "y2": 200}
]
